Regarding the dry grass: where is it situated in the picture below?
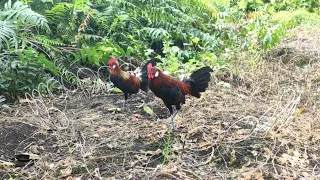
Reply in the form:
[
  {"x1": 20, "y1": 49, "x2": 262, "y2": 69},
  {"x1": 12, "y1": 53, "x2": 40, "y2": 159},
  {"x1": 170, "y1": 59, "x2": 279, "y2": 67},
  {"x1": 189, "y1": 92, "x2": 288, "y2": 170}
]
[{"x1": 1, "y1": 26, "x2": 320, "y2": 179}]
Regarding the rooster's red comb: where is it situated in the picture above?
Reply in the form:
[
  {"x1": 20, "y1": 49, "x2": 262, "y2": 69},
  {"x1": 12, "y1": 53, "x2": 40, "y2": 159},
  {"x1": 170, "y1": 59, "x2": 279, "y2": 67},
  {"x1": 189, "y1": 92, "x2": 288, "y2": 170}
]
[
  {"x1": 108, "y1": 58, "x2": 117, "y2": 64},
  {"x1": 147, "y1": 63, "x2": 153, "y2": 72}
]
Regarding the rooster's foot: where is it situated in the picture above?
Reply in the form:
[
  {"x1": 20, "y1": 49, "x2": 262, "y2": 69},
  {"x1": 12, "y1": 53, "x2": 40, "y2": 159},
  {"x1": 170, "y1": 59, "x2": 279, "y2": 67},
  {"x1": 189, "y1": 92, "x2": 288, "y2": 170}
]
[{"x1": 157, "y1": 111, "x2": 179, "y2": 131}]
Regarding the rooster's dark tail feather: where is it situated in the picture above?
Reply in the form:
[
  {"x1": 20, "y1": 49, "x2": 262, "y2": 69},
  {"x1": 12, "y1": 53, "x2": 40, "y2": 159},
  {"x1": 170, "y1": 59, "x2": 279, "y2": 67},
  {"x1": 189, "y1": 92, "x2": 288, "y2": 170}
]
[{"x1": 184, "y1": 66, "x2": 213, "y2": 98}]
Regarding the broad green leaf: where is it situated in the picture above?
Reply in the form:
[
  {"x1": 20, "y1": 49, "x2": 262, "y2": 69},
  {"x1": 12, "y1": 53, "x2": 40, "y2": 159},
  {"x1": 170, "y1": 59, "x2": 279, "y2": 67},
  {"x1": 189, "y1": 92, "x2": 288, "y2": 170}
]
[
  {"x1": 126, "y1": 46, "x2": 133, "y2": 56},
  {"x1": 143, "y1": 105, "x2": 153, "y2": 115},
  {"x1": 112, "y1": 87, "x2": 122, "y2": 93}
]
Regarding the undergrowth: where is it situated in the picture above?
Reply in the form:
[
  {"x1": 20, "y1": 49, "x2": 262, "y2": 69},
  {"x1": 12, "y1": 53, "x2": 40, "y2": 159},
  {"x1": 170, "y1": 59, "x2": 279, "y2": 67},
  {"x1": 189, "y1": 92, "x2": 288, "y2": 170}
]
[{"x1": 2, "y1": 0, "x2": 319, "y2": 102}]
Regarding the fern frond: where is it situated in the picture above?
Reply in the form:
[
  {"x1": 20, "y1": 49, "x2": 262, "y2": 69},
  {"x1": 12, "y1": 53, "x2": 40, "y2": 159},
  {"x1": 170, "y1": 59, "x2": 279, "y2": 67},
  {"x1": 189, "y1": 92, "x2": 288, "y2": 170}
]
[
  {"x1": 146, "y1": 6, "x2": 192, "y2": 27},
  {"x1": 28, "y1": 35, "x2": 65, "y2": 51},
  {"x1": 77, "y1": 34, "x2": 103, "y2": 42},
  {"x1": 57, "y1": 22, "x2": 76, "y2": 42},
  {"x1": 190, "y1": 29, "x2": 218, "y2": 46},
  {"x1": 73, "y1": 0, "x2": 92, "y2": 12},
  {"x1": 142, "y1": 27, "x2": 171, "y2": 40},
  {"x1": 52, "y1": 56, "x2": 78, "y2": 85},
  {"x1": 34, "y1": 35, "x2": 65, "y2": 46},
  {"x1": 192, "y1": 0, "x2": 219, "y2": 18},
  {"x1": 0, "y1": 20, "x2": 17, "y2": 50},
  {"x1": 109, "y1": 0, "x2": 138, "y2": 9},
  {"x1": 0, "y1": 0, "x2": 50, "y2": 32},
  {"x1": 45, "y1": 3, "x2": 69, "y2": 24}
]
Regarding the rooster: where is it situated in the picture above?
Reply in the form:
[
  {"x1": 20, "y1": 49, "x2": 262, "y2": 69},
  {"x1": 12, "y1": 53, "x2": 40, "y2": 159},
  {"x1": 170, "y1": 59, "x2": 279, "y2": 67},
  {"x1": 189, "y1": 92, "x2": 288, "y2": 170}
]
[
  {"x1": 108, "y1": 58, "x2": 161, "y2": 106},
  {"x1": 147, "y1": 63, "x2": 213, "y2": 129}
]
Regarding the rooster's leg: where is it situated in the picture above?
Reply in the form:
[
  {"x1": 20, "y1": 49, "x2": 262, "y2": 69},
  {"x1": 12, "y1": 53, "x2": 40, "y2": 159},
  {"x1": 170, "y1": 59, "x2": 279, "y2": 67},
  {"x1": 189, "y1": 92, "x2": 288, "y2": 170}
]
[
  {"x1": 122, "y1": 100, "x2": 126, "y2": 108},
  {"x1": 122, "y1": 93, "x2": 128, "y2": 108},
  {"x1": 157, "y1": 104, "x2": 178, "y2": 130},
  {"x1": 169, "y1": 110, "x2": 179, "y2": 131}
]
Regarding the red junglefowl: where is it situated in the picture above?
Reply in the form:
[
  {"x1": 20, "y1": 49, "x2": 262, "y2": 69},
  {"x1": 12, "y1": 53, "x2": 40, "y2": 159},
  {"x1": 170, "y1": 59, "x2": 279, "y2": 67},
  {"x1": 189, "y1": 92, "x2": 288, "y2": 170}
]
[
  {"x1": 108, "y1": 58, "x2": 161, "y2": 106},
  {"x1": 147, "y1": 63, "x2": 213, "y2": 130}
]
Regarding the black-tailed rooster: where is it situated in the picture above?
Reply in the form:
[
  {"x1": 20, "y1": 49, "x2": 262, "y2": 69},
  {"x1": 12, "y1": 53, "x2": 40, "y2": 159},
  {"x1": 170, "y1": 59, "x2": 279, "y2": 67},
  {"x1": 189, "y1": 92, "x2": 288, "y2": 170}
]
[{"x1": 147, "y1": 63, "x2": 213, "y2": 129}]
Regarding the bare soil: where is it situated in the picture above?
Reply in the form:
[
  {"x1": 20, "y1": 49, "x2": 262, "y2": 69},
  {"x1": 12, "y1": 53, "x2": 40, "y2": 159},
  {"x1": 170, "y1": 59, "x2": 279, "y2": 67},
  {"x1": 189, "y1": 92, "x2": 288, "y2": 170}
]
[{"x1": 1, "y1": 26, "x2": 320, "y2": 179}]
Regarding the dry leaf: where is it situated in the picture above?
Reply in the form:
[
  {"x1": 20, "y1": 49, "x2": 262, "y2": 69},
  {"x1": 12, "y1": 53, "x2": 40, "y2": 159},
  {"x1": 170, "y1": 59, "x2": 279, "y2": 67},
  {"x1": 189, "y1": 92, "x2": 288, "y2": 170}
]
[
  {"x1": 142, "y1": 149, "x2": 161, "y2": 155},
  {"x1": 40, "y1": 124, "x2": 53, "y2": 131},
  {"x1": 28, "y1": 153, "x2": 40, "y2": 160},
  {"x1": 162, "y1": 162, "x2": 178, "y2": 173},
  {"x1": 96, "y1": 126, "x2": 108, "y2": 135},
  {"x1": 251, "y1": 150, "x2": 258, "y2": 156},
  {"x1": 254, "y1": 172, "x2": 264, "y2": 180},
  {"x1": 243, "y1": 171, "x2": 264, "y2": 180},
  {"x1": 19, "y1": 98, "x2": 34, "y2": 103},
  {"x1": 60, "y1": 166, "x2": 72, "y2": 177},
  {"x1": 150, "y1": 136, "x2": 157, "y2": 142},
  {"x1": 29, "y1": 145, "x2": 42, "y2": 154},
  {"x1": 105, "y1": 107, "x2": 121, "y2": 112},
  {"x1": 0, "y1": 161, "x2": 14, "y2": 167},
  {"x1": 92, "y1": 134, "x2": 100, "y2": 137}
]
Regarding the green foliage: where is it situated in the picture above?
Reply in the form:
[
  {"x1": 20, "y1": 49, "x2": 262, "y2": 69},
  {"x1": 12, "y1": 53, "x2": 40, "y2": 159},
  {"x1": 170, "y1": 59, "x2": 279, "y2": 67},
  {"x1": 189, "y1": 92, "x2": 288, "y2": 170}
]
[
  {"x1": 52, "y1": 56, "x2": 78, "y2": 86},
  {"x1": 237, "y1": 0, "x2": 319, "y2": 13},
  {"x1": 273, "y1": 0, "x2": 319, "y2": 13},
  {"x1": 0, "y1": 0, "x2": 51, "y2": 50},
  {"x1": 1, "y1": 0, "x2": 50, "y2": 31},
  {"x1": 0, "y1": 20, "x2": 17, "y2": 50},
  {"x1": 34, "y1": 35, "x2": 65, "y2": 47},
  {"x1": 272, "y1": 10, "x2": 320, "y2": 27},
  {"x1": 88, "y1": 0, "x2": 222, "y2": 61},
  {"x1": 238, "y1": 0, "x2": 265, "y2": 12},
  {"x1": 162, "y1": 129, "x2": 172, "y2": 165},
  {"x1": 1, "y1": 0, "x2": 319, "y2": 100},
  {"x1": 75, "y1": 46, "x2": 105, "y2": 66},
  {"x1": 0, "y1": 49, "x2": 59, "y2": 97},
  {"x1": 262, "y1": 23, "x2": 287, "y2": 50},
  {"x1": 44, "y1": 0, "x2": 92, "y2": 44},
  {"x1": 0, "y1": 0, "x2": 73, "y2": 99},
  {"x1": 72, "y1": 38, "x2": 135, "y2": 67}
]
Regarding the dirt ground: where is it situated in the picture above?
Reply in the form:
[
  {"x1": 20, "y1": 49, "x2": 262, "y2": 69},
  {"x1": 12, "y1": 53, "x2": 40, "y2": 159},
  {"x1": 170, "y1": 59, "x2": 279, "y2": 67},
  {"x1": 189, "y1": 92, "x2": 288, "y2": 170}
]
[{"x1": 1, "y1": 26, "x2": 320, "y2": 179}]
